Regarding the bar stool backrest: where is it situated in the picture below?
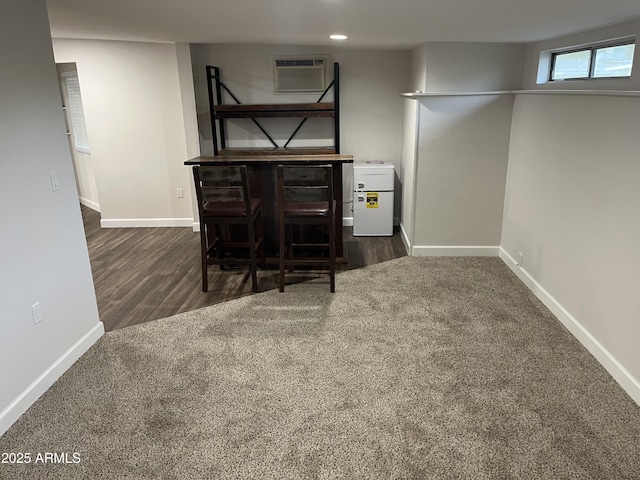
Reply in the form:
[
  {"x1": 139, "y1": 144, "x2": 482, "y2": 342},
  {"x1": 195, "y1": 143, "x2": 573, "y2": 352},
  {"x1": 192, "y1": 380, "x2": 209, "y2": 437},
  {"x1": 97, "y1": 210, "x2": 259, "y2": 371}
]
[
  {"x1": 194, "y1": 165, "x2": 251, "y2": 212},
  {"x1": 278, "y1": 165, "x2": 333, "y2": 204}
]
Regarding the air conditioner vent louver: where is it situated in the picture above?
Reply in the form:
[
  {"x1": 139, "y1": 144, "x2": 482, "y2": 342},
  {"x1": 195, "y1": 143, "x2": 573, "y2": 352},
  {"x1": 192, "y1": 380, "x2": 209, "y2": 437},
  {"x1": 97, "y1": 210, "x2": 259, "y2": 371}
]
[
  {"x1": 274, "y1": 56, "x2": 327, "y2": 93},
  {"x1": 275, "y1": 59, "x2": 324, "y2": 67}
]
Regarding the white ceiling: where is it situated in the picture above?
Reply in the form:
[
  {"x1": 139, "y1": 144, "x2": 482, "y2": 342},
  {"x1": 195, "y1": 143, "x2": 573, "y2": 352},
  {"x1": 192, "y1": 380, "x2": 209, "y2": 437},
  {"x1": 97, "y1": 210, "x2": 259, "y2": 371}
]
[{"x1": 46, "y1": 0, "x2": 640, "y2": 49}]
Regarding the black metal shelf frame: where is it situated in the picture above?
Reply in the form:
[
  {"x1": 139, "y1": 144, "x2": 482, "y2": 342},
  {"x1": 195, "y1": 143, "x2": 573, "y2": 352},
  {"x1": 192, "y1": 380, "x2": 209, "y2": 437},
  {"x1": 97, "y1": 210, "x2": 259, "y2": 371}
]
[{"x1": 206, "y1": 63, "x2": 340, "y2": 155}]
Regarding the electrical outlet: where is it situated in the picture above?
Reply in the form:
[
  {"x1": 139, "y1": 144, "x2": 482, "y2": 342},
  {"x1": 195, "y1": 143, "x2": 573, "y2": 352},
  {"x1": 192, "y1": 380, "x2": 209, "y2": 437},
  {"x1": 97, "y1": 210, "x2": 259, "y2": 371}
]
[
  {"x1": 177, "y1": 188, "x2": 184, "y2": 198},
  {"x1": 517, "y1": 252, "x2": 524, "y2": 267},
  {"x1": 31, "y1": 302, "x2": 42, "y2": 325}
]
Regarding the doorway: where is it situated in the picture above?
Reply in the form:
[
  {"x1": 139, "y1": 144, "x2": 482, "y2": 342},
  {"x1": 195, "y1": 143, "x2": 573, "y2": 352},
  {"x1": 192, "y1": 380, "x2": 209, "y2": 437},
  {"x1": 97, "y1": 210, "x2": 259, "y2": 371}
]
[{"x1": 56, "y1": 63, "x2": 99, "y2": 212}]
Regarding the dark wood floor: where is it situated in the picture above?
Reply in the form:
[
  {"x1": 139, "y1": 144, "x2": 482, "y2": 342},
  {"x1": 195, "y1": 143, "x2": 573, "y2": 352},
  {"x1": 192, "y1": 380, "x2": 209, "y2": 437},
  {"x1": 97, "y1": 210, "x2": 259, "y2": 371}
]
[{"x1": 81, "y1": 205, "x2": 407, "y2": 331}]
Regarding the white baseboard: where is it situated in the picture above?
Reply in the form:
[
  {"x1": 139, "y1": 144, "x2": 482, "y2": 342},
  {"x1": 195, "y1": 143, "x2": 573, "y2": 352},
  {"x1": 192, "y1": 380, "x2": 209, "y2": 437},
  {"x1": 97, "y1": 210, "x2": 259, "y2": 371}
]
[
  {"x1": 0, "y1": 322, "x2": 105, "y2": 437},
  {"x1": 499, "y1": 247, "x2": 640, "y2": 407},
  {"x1": 79, "y1": 196, "x2": 100, "y2": 212},
  {"x1": 400, "y1": 224, "x2": 411, "y2": 255},
  {"x1": 100, "y1": 218, "x2": 194, "y2": 228},
  {"x1": 412, "y1": 245, "x2": 500, "y2": 256}
]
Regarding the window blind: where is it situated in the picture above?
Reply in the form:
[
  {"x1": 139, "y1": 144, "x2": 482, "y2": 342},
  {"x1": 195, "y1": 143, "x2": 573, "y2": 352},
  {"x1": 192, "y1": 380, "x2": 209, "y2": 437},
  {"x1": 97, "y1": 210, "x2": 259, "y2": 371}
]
[{"x1": 64, "y1": 75, "x2": 90, "y2": 153}]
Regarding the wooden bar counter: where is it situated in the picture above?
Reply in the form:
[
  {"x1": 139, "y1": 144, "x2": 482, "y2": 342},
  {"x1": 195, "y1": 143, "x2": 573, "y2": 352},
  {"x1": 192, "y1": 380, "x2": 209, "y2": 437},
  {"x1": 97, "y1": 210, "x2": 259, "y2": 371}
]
[{"x1": 185, "y1": 154, "x2": 354, "y2": 261}]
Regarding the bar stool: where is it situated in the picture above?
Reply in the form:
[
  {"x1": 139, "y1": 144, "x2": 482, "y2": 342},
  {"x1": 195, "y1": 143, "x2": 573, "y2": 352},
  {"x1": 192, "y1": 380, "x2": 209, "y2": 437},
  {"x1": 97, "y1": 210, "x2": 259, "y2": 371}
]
[
  {"x1": 277, "y1": 164, "x2": 336, "y2": 293},
  {"x1": 192, "y1": 165, "x2": 265, "y2": 292}
]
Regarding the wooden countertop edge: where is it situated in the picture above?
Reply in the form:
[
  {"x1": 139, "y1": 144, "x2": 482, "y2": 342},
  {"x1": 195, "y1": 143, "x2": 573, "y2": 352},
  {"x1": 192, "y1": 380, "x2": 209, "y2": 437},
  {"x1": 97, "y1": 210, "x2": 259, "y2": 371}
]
[{"x1": 185, "y1": 154, "x2": 354, "y2": 165}]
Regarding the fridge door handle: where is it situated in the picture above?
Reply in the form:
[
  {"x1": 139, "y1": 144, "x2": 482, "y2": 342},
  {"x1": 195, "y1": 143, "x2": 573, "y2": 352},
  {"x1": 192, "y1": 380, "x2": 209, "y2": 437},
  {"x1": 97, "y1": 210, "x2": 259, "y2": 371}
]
[
  {"x1": 357, "y1": 182, "x2": 365, "y2": 189},
  {"x1": 357, "y1": 195, "x2": 365, "y2": 202}
]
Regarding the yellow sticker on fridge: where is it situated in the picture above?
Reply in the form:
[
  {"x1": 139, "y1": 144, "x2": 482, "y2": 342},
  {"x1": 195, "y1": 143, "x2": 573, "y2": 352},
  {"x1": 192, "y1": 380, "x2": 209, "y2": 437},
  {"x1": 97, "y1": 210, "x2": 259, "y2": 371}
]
[{"x1": 366, "y1": 192, "x2": 379, "y2": 208}]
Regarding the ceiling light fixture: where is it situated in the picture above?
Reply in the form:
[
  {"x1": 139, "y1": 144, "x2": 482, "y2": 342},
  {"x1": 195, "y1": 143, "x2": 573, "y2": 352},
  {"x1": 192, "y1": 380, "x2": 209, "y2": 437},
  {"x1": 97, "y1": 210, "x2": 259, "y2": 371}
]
[{"x1": 329, "y1": 34, "x2": 348, "y2": 41}]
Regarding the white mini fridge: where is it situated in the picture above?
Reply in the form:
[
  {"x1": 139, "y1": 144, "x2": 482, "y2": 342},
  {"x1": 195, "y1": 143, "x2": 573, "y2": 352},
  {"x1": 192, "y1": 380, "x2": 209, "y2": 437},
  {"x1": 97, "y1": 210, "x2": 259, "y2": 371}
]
[{"x1": 353, "y1": 161, "x2": 395, "y2": 236}]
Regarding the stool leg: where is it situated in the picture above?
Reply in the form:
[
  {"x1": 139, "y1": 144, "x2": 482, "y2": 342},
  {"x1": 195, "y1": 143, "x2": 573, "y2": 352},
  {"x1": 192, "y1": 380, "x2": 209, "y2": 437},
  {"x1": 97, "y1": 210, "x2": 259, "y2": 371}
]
[
  {"x1": 214, "y1": 224, "x2": 226, "y2": 270},
  {"x1": 258, "y1": 209, "x2": 266, "y2": 270},
  {"x1": 200, "y1": 221, "x2": 208, "y2": 292},
  {"x1": 279, "y1": 220, "x2": 286, "y2": 292},
  {"x1": 288, "y1": 225, "x2": 294, "y2": 273},
  {"x1": 329, "y1": 221, "x2": 336, "y2": 293},
  {"x1": 248, "y1": 217, "x2": 258, "y2": 293}
]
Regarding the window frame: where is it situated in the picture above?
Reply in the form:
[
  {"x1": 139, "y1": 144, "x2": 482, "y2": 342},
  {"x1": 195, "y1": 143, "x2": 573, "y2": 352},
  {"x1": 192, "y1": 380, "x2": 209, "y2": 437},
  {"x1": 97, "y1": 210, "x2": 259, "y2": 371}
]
[{"x1": 549, "y1": 39, "x2": 635, "y2": 82}]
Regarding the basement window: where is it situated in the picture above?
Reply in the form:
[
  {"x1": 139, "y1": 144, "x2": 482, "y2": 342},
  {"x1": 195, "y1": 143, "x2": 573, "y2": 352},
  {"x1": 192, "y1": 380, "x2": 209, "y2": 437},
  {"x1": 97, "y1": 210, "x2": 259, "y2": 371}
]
[{"x1": 550, "y1": 39, "x2": 635, "y2": 81}]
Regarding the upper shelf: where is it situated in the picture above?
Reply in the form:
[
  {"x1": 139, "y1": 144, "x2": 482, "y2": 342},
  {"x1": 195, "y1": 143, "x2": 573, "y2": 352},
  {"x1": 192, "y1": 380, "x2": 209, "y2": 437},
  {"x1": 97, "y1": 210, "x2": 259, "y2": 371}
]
[
  {"x1": 401, "y1": 91, "x2": 511, "y2": 97},
  {"x1": 514, "y1": 89, "x2": 640, "y2": 97},
  {"x1": 401, "y1": 90, "x2": 640, "y2": 98},
  {"x1": 214, "y1": 103, "x2": 336, "y2": 118},
  {"x1": 218, "y1": 146, "x2": 336, "y2": 156}
]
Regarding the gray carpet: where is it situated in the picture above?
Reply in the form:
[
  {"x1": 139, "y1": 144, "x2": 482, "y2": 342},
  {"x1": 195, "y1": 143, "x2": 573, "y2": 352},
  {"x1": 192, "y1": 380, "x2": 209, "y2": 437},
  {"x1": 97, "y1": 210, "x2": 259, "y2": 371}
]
[{"x1": 1, "y1": 257, "x2": 639, "y2": 479}]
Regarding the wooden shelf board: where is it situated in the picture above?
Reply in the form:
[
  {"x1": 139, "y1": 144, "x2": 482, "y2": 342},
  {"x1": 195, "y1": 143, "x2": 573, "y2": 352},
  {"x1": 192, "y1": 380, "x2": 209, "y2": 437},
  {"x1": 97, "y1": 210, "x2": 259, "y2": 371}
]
[
  {"x1": 400, "y1": 90, "x2": 640, "y2": 98},
  {"x1": 219, "y1": 147, "x2": 337, "y2": 156},
  {"x1": 214, "y1": 103, "x2": 335, "y2": 118},
  {"x1": 400, "y1": 91, "x2": 511, "y2": 98}
]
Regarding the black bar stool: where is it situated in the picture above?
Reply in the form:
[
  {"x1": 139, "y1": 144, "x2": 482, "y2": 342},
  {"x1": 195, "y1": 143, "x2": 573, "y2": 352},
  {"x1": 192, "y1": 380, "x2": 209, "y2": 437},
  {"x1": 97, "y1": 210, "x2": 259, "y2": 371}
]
[
  {"x1": 277, "y1": 164, "x2": 336, "y2": 293},
  {"x1": 192, "y1": 165, "x2": 265, "y2": 292}
]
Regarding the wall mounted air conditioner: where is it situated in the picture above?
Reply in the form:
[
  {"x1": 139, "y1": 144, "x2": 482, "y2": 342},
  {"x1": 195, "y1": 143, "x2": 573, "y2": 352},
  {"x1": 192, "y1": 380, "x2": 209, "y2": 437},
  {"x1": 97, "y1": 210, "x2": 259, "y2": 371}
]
[{"x1": 273, "y1": 56, "x2": 328, "y2": 93}]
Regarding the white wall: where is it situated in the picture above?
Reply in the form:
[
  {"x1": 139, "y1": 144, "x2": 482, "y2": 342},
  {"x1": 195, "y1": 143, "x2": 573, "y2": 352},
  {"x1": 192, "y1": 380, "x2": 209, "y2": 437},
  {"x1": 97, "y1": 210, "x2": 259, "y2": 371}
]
[
  {"x1": 412, "y1": 94, "x2": 514, "y2": 253},
  {"x1": 0, "y1": 0, "x2": 103, "y2": 435},
  {"x1": 411, "y1": 44, "x2": 429, "y2": 92},
  {"x1": 424, "y1": 42, "x2": 525, "y2": 92},
  {"x1": 399, "y1": 45, "x2": 432, "y2": 246},
  {"x1": 502, "y1": 93, "x2": 640, "y2": 403},
  {"x1": 399, "y1": 99, "x2": 418, "y2": 250},
  {"x1": 407, "y1": 42, "x2": 526, "y2": 95},
  {"x1": 52, "y1": 39, "x2": 199, "y2": 227},
  {"x1": 176, "y1": 43, "x2": 202, "y2": 162},
  {"x1": 501, "y1": 19, "x2": 640, "y2": 404},
  {"x1": 402, "y1": 42, "x2": 522, "y2": 255},
  {"x1": 72, "y1": 150, "x2": 100, "y2": 210},
  {"x1": 189, "y1": 44, "x2": 411, "y2": 221}
]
